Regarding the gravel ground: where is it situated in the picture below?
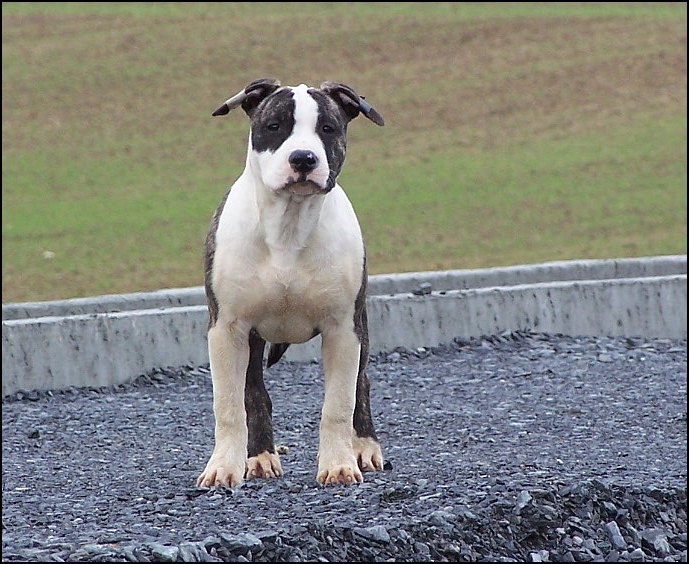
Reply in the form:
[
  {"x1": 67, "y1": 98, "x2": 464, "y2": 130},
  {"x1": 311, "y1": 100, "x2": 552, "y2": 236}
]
[{"x1": 2, "y1": 331, "x2": 687, "y2": 562}]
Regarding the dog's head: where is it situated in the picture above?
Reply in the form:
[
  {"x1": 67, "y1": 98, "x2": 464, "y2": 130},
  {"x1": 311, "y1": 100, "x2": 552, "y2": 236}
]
[{"x1": 213, "y1": 78, "x2": 384, "y2": 196}]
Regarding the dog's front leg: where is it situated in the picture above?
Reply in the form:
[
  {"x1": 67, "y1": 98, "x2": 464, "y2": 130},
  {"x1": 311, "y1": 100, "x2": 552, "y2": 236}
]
[
  {"x1": 197, "y1": 319, "x2": 250, "y2": 488},
  {"x1": 317, "y1": 326, "x2": 362, "y2": 485}
]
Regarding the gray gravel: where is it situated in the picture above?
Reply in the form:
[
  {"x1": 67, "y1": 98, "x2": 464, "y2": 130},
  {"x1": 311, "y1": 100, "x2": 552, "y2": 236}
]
[{"x1": 2, "y1": 331, "x2": 687, "y2": 562}]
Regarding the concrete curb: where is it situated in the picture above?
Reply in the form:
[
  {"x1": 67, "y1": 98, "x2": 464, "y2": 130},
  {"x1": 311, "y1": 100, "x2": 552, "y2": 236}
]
[{"x1": 2, "y1": 255, "x2": 686, "y2": 397}]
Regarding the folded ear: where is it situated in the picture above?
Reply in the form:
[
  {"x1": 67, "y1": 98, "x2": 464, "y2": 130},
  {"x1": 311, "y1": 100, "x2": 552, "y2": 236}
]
[
  {"x1": 212, "y1": 78, "x2": 282, "y2": 117},
  {"x1": 320, "y1": 81, "x2": 384, "y2": 126}
]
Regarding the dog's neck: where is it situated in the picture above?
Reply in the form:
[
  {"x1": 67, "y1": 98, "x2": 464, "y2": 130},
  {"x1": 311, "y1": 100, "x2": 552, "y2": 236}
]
[{"x1": 254, "y1": 180, "x2": 327, "y2": 259}]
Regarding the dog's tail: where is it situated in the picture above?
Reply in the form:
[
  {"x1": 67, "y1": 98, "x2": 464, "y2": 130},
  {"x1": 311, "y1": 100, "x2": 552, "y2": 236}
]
[{"x1": 266, "y1": 343, "x2": 290, "y2": 368}]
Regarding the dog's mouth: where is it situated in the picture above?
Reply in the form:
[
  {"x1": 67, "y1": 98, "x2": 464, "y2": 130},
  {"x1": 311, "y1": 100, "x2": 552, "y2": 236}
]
[{"x1": 282, "y1": 179, "x2": 327, "y2": 197}]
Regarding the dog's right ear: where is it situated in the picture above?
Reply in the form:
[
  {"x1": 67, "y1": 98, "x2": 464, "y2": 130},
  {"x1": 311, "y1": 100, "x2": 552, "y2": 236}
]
[{"x1": 212, "y1": 78, "x2": 282, "y2": 117}]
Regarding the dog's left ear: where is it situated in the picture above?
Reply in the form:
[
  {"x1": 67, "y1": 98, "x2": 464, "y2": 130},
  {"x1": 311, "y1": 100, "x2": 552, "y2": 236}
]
[{"x1": 320, "y1": 82, "x2": 385, "y2": 126}]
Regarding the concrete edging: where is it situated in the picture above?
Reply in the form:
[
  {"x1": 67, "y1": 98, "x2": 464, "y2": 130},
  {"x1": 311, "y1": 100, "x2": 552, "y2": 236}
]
[{"x1": 2, "y1": 255, "x2": 686, "y2": 397}]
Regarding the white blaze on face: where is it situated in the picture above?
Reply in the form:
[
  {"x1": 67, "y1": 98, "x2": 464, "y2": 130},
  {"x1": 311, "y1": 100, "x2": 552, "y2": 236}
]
[{"x1": 253, "y1": 84, "x2": 331, "y2": 193}]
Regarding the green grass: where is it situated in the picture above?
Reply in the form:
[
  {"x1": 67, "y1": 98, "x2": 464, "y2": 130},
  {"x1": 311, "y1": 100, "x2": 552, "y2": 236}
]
[
  {"x1": 350, "y1": 114, "x2": 687, "y2": 270},
  {"x1": 2, "y1": 2, "x2": 687, "y2": 302}
]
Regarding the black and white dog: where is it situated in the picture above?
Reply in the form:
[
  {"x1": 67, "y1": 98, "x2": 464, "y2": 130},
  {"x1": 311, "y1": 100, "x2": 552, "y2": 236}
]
[{"x1": 197, "y1": 78, "x2": 385, "y2": 488}]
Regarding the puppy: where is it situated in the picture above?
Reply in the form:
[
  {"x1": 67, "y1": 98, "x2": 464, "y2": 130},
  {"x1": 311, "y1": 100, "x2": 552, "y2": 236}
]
[{"x1": 197, "y1": 78, "x2": 385, "y2": 488}]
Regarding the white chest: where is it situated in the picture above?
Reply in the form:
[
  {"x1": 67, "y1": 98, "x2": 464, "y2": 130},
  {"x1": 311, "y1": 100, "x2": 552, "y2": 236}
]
[{"x1": 210, "y1": 178, "x2": 364, "y2": 343}]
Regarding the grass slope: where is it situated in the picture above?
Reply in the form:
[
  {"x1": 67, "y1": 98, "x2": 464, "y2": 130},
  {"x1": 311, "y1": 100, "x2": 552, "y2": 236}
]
[{"x1": 2, "y1": 2, "x2": 687, "y2": 302}]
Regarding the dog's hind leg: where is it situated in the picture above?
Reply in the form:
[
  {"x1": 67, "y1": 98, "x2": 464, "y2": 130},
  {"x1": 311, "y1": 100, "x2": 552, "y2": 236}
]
[
  {"x1": 245, "y1": 329, "x2": 284, "y2": 480},
  {"x1": 352, "y1": 300, "x2": 384, "y2": 473}
]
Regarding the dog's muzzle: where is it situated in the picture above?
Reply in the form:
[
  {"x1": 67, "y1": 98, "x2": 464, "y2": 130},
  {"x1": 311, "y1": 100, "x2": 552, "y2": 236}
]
[{"x1": 283, "y1": 149, "x2": 329, "y2": 196}]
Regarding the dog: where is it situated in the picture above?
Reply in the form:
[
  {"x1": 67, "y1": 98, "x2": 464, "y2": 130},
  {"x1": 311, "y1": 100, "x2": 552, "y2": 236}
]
[{"x1": 197, "y1": 78, "x2": 385, "y2": 488}]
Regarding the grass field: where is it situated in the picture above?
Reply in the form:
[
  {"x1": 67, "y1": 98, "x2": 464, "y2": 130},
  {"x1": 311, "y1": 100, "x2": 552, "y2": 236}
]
[{"x1": 2, "y1": 2, "x2": 687, "y2": 303}]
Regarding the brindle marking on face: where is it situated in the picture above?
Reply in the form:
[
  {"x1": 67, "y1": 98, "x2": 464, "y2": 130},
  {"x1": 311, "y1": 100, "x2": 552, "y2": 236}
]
[
  {"x1": 250, "y1": 89, "x2": 296, "y2": 154},
  {"x1": 309, "y1": 89, "x2": 350, "y2": 191}
]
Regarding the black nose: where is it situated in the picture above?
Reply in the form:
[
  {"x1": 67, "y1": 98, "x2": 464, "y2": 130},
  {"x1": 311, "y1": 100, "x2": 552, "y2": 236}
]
[{"x1": 289, "y1": 150, "x2": 318, "y2": 174}]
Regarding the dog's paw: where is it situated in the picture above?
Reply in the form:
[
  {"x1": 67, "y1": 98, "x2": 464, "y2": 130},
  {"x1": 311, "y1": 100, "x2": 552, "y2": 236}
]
[
  {"x1": 196, "y1": 458, "x2": 245, "y2": 489},
  {"x1": 316, "y1": 460, "x2": 363, "y2": 485},
  {"x1": 245, "y1": 451, "x2": 283, "y2": 480},
  {"x1": 353, "y1": 436, "x2": 384, "y2": 472}
]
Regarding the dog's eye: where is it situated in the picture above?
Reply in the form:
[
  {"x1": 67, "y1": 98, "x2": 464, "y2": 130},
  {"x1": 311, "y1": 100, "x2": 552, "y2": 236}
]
[
  {"x1": 321, "y1": 124, "x2": 336, "y2": 134},
  {"x1": 266, "y1": 123, "x2": 280, "y2": 131}
]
